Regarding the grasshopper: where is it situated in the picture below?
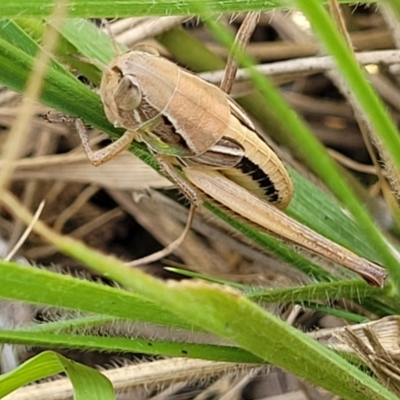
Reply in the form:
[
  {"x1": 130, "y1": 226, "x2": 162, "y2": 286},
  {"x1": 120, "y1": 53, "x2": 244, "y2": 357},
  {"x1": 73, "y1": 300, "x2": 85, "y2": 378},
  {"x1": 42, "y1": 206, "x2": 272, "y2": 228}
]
[{"x1": 77, "y1": 47, "x2": 387, "y2": 287}]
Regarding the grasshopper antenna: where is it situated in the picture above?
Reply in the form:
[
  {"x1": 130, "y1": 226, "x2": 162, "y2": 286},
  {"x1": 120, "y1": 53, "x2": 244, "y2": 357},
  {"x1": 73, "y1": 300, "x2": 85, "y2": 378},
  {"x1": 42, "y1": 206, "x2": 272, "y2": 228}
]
[
  {"x1": 220, "y1": 12, "x2": 260, "y2": 94},
  {"x1": 102, "y1": 19, "x2": 123, "y2": 56},
  {"x1": 68, "y1": 53, "x2": 107, "y2": 70}
]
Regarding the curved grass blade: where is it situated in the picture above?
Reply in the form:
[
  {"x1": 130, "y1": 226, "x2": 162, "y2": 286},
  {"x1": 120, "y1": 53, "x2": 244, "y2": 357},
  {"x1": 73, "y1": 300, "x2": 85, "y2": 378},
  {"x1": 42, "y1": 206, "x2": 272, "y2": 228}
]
[{"x1": 0, "y1": 350, "x2": 114, "y2": 399}]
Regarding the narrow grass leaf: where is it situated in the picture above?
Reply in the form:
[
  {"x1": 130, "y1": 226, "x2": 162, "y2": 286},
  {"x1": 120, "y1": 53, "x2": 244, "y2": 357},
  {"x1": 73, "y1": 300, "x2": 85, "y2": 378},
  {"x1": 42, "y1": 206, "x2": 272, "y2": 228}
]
[
  {"x1": 0, "y1": 350, "x2": 114, "y2": 399},
  {"x1": 0, "y1": 331, "x2": 262, "y2": 363},
  {"x1": 0, "y1": 260, "x2": 194, "y2": 330}
]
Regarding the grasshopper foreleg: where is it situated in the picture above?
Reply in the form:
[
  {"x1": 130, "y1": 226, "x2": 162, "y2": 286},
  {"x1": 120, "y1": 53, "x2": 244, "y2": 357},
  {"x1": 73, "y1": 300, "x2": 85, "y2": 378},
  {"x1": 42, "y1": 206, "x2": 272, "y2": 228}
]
[{"x1": 75, "y1": 119, "x2": 136, "y2": 166}]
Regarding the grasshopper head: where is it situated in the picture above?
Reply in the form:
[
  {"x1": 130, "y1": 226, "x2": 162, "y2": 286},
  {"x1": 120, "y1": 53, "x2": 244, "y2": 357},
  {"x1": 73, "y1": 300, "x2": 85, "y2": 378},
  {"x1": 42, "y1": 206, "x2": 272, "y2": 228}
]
[
  {"x1": 100, "y1": 53, "x2": 143, "y2": 128},
  {"x1": 100, "y1": 50, "x2": 168, "y2": 129}
]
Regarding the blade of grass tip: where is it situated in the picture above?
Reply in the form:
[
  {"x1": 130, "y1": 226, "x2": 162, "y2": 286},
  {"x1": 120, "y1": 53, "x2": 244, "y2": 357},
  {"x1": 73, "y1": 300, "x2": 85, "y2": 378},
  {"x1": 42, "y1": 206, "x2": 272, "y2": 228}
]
[
  {"x1": 248, "y1": 280, "x2": 383, "y2": 304},
  {"x1": 302, "y1": 301, "x2": 368, "y2": 323},
  {"x1": 0, "y1": 350, "x2": 114, "y2": 399},
  {"x1": 198, "y1": 9, "x2": 400, "y2": 291},
  {"x1": 164, "y1": 267, "x2": 247, "y2": 290},
  {"x1": 289, "y1": 1, "x2": 400, "y2": 287}
]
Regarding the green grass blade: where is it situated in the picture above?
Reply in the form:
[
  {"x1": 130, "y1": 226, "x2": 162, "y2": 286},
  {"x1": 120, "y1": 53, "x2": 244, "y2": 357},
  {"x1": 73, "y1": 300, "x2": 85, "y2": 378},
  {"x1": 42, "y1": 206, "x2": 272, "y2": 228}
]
[
  {"x1": 0, "y1": 350, "x2": 114, "y2": 399},
  {"x1": 0, "y1": 260, "x2": 193, "y2": 330},
  {"x1": 0, "y1": 0, "x2": 377, "y2": 18},
  {"x1": 0, "y1": 1, "x2": 302, "y2": 18},
  {"x1": 0, "y1": 330, "x2": 262, "y2": 363},
  {"x1": 301, "y1": 302, "x2": 368, "y2": 323}
]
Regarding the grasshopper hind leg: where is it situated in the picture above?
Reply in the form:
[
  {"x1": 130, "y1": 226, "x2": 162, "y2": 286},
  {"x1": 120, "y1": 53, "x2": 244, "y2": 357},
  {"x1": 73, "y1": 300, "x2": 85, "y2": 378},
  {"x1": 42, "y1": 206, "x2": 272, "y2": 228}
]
[
  {"x1": 125, "y1": 156, "x2": 202, "y2": 266},
  {"x1": 75, "y1": 120, "x2": 200, "y2": 266}
]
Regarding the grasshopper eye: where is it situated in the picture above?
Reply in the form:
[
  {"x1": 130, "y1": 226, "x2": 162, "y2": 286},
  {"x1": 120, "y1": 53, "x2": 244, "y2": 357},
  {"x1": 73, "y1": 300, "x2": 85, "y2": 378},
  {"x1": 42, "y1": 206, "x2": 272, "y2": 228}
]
[
  {"x1": 111, "y1": 65, "x2": 123, "y2": 77},
  {"x1": 113, "y1": 75, "x2": 142, "y2": 111}
]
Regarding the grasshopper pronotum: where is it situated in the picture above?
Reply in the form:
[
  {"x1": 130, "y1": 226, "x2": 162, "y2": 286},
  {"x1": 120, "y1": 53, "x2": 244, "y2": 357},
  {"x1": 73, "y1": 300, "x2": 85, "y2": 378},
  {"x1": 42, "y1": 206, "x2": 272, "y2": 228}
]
[{"x1": 77, "y1": 46, "x2": 387, "y2": 287}]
